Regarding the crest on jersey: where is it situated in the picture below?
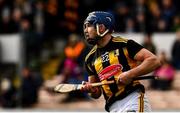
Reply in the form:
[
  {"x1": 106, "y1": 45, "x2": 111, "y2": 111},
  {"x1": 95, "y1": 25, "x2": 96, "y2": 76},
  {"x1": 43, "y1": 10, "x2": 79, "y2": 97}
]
[{"x1": 98, "y1": 64, "x2": 123, "y2": 81}]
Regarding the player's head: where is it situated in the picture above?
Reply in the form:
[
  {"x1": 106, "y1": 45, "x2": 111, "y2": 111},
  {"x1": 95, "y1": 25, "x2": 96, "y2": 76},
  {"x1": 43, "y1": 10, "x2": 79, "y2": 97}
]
[{"x1": 83, "y1": 11, "x2": 115, "y2": 45}]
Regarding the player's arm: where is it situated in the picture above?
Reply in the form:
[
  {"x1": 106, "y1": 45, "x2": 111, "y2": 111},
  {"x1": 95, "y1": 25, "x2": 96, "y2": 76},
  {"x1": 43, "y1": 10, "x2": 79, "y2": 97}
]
[
  {"x1": 129, "y1": 48, "x2": 161, "y2": 77},
  {"x1": 118, "y1": 40, "x2": 162, "y2": 85},
  {"x1": 81, "y1": 75, "x2": 102, "y2": 99}
]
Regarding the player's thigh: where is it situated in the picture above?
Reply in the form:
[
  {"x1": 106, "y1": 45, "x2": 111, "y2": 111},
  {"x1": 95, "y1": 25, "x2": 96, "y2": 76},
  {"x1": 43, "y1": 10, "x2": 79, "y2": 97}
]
[
  {"x1": 123, "y1": 92, "x2": 152, "y2": 112},
  {"x1": 109, "y1": 91, "x2": 151, "y2": 112}
]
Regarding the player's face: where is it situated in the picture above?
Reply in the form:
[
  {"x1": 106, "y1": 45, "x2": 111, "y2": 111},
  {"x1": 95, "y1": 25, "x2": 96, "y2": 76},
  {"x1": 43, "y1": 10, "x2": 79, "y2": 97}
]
[{"x1": 84, "y1": 23, "x2": 98, "y2": 45}]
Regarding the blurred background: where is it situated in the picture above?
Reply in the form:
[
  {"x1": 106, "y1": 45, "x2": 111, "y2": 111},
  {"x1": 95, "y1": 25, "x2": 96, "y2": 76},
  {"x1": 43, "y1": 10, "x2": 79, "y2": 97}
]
[{"x1": 0, "y1": 0, "x2": 180, "y2": 112}]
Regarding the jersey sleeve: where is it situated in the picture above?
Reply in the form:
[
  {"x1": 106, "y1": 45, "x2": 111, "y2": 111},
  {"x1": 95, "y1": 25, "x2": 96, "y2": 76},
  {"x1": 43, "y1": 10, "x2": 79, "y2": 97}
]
[
  {"x1": 84, "y1": 62, "x2": 95, "y2": 76},
  {"x1": 127, "y1": 40, "x2": 144, "y2": 59}
]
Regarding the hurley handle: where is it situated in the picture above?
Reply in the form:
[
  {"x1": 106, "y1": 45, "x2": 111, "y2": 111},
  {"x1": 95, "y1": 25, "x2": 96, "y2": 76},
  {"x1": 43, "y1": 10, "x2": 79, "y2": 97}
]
[{"x1": 91, "y1": 75, "x2": 157, "y2": 87}]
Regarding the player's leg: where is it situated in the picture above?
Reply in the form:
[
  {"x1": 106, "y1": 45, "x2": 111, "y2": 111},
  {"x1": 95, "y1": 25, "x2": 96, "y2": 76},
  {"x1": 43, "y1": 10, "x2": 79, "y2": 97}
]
[
  {"x1": 123, "y1": 91, "x2": 152, "y2": 112},
  {"x1": 109, "y1": 90, "x2": 151, "y2": 112}
]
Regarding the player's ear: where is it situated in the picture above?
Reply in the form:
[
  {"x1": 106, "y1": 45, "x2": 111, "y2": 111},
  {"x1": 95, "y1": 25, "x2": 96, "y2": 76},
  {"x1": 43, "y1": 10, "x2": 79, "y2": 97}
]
[{"x1": 98, "y1": 24, "x2": 106, "y2": 33}]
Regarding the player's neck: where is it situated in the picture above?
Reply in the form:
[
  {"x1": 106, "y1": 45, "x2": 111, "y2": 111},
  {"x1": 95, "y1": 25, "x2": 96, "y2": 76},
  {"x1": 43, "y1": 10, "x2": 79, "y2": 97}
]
[{"x1": 97, "y1": 34, "x2": 112, "y2": 48}]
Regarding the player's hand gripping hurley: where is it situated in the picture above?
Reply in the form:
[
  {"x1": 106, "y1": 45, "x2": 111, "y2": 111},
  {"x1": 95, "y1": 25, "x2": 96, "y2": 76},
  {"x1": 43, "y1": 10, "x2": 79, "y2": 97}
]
[{"x1": 54, "y1": 64, "x2": 158, "y2": 93}]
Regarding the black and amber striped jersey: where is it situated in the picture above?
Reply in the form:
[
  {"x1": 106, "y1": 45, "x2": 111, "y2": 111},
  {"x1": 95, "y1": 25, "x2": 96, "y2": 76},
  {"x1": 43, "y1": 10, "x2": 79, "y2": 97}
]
[{"x1": 85, "y1": 36, "x2": 145, "y2": 110}]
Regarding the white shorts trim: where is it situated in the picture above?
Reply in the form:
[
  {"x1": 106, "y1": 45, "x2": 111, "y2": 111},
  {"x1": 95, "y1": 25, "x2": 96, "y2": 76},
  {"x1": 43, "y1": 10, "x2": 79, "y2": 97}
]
[{"x1": 109, "y1": 90, "x2": 152, "y2": 112}]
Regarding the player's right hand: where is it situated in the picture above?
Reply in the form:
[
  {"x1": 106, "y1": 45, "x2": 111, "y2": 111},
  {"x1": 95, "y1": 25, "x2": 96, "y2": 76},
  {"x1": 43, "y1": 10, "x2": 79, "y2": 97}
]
[{"x1": 81, "y1": 81, "x2": 98, "y2": 93}]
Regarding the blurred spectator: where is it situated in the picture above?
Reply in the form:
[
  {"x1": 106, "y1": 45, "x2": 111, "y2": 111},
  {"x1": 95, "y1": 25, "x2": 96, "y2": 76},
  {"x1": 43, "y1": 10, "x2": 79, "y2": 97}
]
[
  {"x1": 151, "y1": 51, "x2": 175, "y2": 90},
  {"x1": 157, "y1": 19, "x2": 169, "y2": 32},
  {"x1": 14, "y1": 0, "x2": 32, "y2": 15},
  {"x1": 33, "y1": 0, "x2": 45, "y2": 38},
  {"x1": 171, "y1": 29, "x2": 180, "y2": 70},
  {"x1": 160, "y1": 0, "x2": 176, "y2": 31},
  {"x1": 0, "y1": 7, "x2": 15, "y2": 33},
  {"x1": 44, "y1": 0, "x2": 61, "y2": 39},
  {"x1": 0, "y1": 77, "x2": 17, "y2": 107},
  {"x1": 142, "y1": 33, "x2": 157, "y2": 54},
  {"x1": 61, "y1": 0, "x2": 80, "y2": 35},
  {"x1": 113, "y1": 1, "x2": 129, "y2": 32},
  {"x1": 171, "y1": 15, "x2": 180, "y2": 32},
  {"x1": 56, "y1": 33, "x2": 88, "y2": 102},
  {"x1": 132, "y1": 0, "x2": 151, "y2": 32},
  {"x1": 0, "y1": 67, "x2": 18, "y2": 108},
  {"x1": 20, "y1": 15, "x2": 42, "y2": 67},
  {"x1": 148, "y1": 2, "x2": 162, "y2": 32},
  {"x1": 21, "y1": 67, "x2": 43, "y2": 107},
  {"x1": 11, "y1": 7, "x2": 23, "y2": 32},
  {"x1": 58, "y1": 34, "x2": 85, "y2": 84},
  {"x1": 125, "y1": 18, "x2": 136, "y2": 33},
  {"x1": 135, "y1": 12, "x2": 146, "y2": 32},
  {"x1": 133, "y1": 0, "x2": 147, "y2": 13},
  {"x1": 0, "y1": 0, "x2": 180, "y2": 35}
]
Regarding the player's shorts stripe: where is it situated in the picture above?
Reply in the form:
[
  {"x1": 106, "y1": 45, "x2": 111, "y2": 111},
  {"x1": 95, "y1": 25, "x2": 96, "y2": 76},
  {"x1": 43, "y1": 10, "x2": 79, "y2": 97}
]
[{"x1": 138, "y1": 92, "x2": 144, "y2": 112}]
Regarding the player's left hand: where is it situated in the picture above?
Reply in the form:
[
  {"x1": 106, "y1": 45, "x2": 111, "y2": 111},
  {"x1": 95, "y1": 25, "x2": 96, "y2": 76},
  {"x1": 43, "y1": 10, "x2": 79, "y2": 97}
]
[{"x1": 118, "y1": 72, "x2": 133, "y2": 85}]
